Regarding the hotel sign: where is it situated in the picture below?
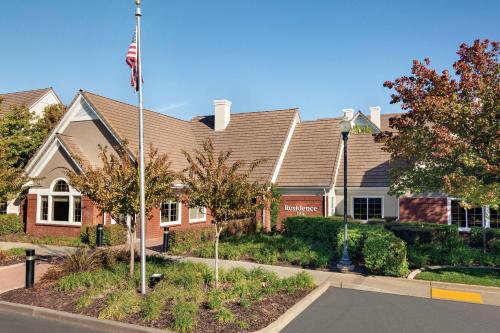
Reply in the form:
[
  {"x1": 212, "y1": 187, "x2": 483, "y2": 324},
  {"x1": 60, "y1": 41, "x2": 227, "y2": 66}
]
[{"x1": 284, "y1": 204, "x2": 318, "y2": 215}]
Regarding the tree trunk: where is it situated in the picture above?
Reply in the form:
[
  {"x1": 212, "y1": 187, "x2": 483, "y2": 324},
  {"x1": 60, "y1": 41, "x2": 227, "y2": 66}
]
[
  {"x1": 129, "y1": 223, "x2": 136, "y2": 277},
  {"x1": 214, "y1": 223, "x2": 223, "y2": 288}
]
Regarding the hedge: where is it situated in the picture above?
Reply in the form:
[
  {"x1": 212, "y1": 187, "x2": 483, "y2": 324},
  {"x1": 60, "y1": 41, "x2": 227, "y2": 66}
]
[
  {"x1": 384, "y1": 222, "x2": 459, "y2": 247},
  {"x1": 283, "y1": 216, "x2": 346, "y2": 244},
  {"x1": 169, "y1": 218, "x2": 256, "y2": 254},
  {"x1": 362, "y1": 232, "x2": 409, "y2": 277},
  {"x1": 470, "y1": 227, "x2": 500, "y2": 254},
  {"x1": 80, "y1": 224, "x2": 128, "y2": 247},
  {"x1": 335, "y1": 224, "x2": 389, "y2": 263},
  {"x1": 0, "y1": 214, "x2": 24, "y2": 236}
]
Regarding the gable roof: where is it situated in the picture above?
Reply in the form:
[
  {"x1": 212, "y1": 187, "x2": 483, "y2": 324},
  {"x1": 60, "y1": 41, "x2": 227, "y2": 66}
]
[
  {"x1": 191, "y1": 109, "x2": 298, "y2": 182},
  {"x1": 336, "y1": 134, "x2": 392, "y2": 187},
  {"x1": 0, "y1": 88, "x2": 54, "y2": 116},
  {"x1": 81, "y1": 91, "x2": 297, "y2": 182},
  {"x1": 277, "y1": 118, "x2": 342, "y2": 187},
  {"x1": 81, "y1": 91, "x2": 197, "y2": 173}
]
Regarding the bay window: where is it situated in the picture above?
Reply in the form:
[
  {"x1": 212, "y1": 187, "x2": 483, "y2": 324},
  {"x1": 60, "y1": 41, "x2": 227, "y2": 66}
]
[{"x1": 36, "y1": 179, "x2": 82, "y2": 224}]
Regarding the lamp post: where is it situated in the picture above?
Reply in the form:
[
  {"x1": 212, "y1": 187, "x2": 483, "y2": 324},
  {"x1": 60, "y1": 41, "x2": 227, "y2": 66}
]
[{"x1": 337, "y1": 116, "x2": 354, "y2": 272}]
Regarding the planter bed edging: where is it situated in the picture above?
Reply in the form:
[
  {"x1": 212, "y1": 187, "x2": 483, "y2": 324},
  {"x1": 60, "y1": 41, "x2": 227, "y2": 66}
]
[{"x1": 0, "y1": 301, "x2": 169, "y2": 333}]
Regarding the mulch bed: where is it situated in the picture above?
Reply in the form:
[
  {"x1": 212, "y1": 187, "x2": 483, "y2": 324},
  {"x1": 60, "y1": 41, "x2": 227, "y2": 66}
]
[
  {"x1": 0, "y1": 280, "x2": 310, "y2": 333},
  {"x1": 0, "y1": 256, "x2": 24, "y2": 266}
]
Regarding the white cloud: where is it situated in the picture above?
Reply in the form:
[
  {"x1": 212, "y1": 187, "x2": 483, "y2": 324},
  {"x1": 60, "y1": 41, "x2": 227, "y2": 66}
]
[{"x1": 154, "y1": 101, "x2": 188, "y2": 113}]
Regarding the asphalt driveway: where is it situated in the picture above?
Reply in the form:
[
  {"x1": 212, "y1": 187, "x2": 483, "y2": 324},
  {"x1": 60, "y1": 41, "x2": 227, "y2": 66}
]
[{"x1": 282, "y1": 287, "x2": 500, "y2": 333}]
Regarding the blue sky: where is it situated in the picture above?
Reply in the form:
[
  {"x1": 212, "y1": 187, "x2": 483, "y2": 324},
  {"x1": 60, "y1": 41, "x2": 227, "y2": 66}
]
[{"x1": 1, "y1": 0, "x2": 498, "y2": 120}]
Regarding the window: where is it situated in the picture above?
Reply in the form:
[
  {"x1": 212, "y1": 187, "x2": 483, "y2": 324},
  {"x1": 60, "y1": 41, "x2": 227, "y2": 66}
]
[
  {"x1": 40, "y1": 196, "x2": 48, "y2": 221},
  {"x1": 353, "y1": 197, "x2": 382, "y2": 220},
  {"x1": 490, "y1": 209, "x2": 499, "y2": 228},
  {"x1": 161, "y1": 201, "x2": 180, "y2": 225},
  {"x1": 450, "y1": 200, "x2": 483, "y2": 229},
  {"x1": 467, "y1": 207, "x2": 483, "y2": 228},
  {"x1": 73, "y1": 197, "x2": 82, "y2": 223},
  {"x1": 36, "y1": 179, "x2": 82, "y2": 224},
  {"x1": 0, "y1": 202, "x2": 6, "y2": 215},
  {"x1": 189, "y1": 207, "x2": 206, "y2": 222},
  {"x1": 53, "y1": 180, "x2": 69, "y2": 192}
]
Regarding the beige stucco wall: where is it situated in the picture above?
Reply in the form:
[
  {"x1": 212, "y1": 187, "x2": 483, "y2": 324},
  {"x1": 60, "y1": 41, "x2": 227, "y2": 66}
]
[
  {"x1": 37, "y1": 146, "x2": 78, "y2": 188},
  {"x1": 30, "y1": 91, "x2": 60, "y2": 118},
  {"x1": 334, "y1": 187, "x2": 398, "y2": 219},
  {"x1": 63, "y1": 120, "x2": 121, "y2": 167}
]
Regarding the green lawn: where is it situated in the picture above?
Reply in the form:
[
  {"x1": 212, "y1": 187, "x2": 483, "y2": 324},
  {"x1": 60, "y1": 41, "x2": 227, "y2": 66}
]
[{"x1": 415, "y1": 267, "x2": 500, "y2": 287}]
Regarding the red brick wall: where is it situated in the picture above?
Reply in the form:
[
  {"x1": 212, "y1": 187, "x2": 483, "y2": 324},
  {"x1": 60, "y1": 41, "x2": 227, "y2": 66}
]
[
  {"x1": 278, "y1": 195, "x2": 325, "y2": 229},
  {"x1": 25, "y1": 194, "x2": 101, "y2": 238},
  {"x1": 136, "y1": 202, "x2": 213, "y2": 240},
  {"x1": 399, "y1": 197, "x2": 448, "y2": 224}
]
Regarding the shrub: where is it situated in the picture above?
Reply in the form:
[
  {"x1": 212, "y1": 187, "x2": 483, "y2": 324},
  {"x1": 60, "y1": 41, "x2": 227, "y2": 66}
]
[
  {"x1": 169, "y1": 226, "x2": 215, "y2": 254},
  {"x1": 0, "y1": 214, "x2": 23, "y2": 235},
  {"x1": 362, "y1": 233, "x2": 409, "y2": 277},
  {"x1": 335, "y1": 224, "x2": 388, "y2": 263},
  {"x1": 98, "y1": 287, "x2": 141, "y2": 320},
  {"x1": 384, "y1": 222, "x2": 459, "y2": 247},
  {"x1": 61, "y1": 248, "x2": 100, "y2": 274},
  {"x1": 470, "y1": 227, "x2": 500, "y2": 254},
  {"x1": 206, "y1": 288, "x2": 225, "y2": 310},
  {"x1": 214, "y1": 307, "x2": 234, "y2": 324},
  {"x1": 80, "y1": 224, "x2": 128, "y2": 247},
  {"x1": 171, "y1": 302, "x2": 198, "y2": 333},
  {"x1": 407, "y1": 245, "x2": 430, "y2": 268},
  {"x1": 283, "y1": 216, "x2": 344, "y2": 244}
]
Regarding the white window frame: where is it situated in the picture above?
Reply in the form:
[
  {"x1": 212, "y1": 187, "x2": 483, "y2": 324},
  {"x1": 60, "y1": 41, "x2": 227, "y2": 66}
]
[
  {"x1": 351, "y1": 196, "x2": 384, "y2": 220},
  {"x1": 189, "y1": 207, "x2": 207, "y2": 223},
  {"x1": 447, "y1": 198, "x2": 488, "y2": 232},
  {"x1": 32, "y1": 178, "x2": 82, "y2": 226},
  {"x1": 160, "y1": 201, "x2": 182, "y2": 227}
]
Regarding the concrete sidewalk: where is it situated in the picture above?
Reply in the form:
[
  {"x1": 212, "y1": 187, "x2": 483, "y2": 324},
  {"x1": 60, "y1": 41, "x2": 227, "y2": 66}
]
[
  {"x1": 159, "y1": 254, "x2": 500, "y2": 306},
  {"x1": 0, "y1": 241, "x2": 77, "y2": 256}
]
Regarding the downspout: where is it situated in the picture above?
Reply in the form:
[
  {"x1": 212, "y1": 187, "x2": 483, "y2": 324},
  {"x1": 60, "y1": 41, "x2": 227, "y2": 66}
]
[{"x1": 323, "y1": 188, "x2": 327, "y2": 217}]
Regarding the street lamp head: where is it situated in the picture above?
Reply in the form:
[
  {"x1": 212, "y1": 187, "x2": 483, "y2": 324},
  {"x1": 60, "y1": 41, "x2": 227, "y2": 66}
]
[{"x1": 340, "y1": 117, "x2": 351, "y2": 134}]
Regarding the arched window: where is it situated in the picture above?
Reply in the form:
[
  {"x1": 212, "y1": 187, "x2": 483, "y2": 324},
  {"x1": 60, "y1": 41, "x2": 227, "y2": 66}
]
[
  {"x1": 53, "y1": 180, "x2": 69, "y2": 192},
  {"x1": 38, "y1": 178, "x2": 82, "y2": 224}
]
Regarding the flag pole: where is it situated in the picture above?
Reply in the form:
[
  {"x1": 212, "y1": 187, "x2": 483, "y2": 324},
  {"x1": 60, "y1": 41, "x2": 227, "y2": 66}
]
[{"x1": 135, "y1": 0, "x2": 147, "y2": 295}]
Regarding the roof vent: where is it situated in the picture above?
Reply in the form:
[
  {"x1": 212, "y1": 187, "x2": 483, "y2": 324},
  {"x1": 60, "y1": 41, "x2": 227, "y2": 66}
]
[
  {"x1": 214, "y1": 99, "x2": 231, "y2": 131},
  {"x1": 369, "y1": 106, "x2": 381, "y2": 128}
]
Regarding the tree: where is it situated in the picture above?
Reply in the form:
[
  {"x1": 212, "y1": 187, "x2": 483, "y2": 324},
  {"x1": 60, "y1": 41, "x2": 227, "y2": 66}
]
[
  {"x1": 376, "y1": 39, "x2": 499, "y2": 209},
  {"x1": 181, "y1": 139, "x2": 271, "y2": 288},
  {"x1": 67, "y1": 144, "x2": 176, "y2": 276},
  {"x1": 0, "y1": 102, "x2": 66, "y2": 202},
  {"x1": 0, "y1": 103, "x2": 66, "y2": 169},
  {"x1": 0, "y1": 146, "x2": 27, "y2": 202}
]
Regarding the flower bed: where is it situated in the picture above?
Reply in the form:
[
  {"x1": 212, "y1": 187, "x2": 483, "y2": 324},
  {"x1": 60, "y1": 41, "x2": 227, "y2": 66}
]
[{"x1": 0, "y1": 249, "x2": 315, "y2": 333}]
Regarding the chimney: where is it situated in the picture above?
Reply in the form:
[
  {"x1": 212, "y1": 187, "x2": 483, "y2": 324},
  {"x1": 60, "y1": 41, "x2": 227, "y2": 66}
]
[
  {"x1": 214, "y1": 99, "x2": 232, "y2": 131},
  {"x1": 369, "y1": 106, "x2": 381, "y2": 128},
  {"x1": 342, "y1": 108, "x2": 354, "y2": 120}
]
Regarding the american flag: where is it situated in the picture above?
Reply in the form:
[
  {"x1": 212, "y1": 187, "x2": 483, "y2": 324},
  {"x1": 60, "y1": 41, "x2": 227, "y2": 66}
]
[{"x1": 126, "y1": 29, "x2": 139, "y2": 91}]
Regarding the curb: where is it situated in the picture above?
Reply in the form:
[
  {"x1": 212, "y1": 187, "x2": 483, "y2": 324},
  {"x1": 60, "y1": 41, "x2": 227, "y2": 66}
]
[
  {"x1": 254, "y1": 281, "x2": 330, "y2": 333},
  {"x1": 0, "y1": 301, "x2": 171, "y2": 333},
  {"x1": 407, "y1": 268, "x2": 422, "y2": 280}
]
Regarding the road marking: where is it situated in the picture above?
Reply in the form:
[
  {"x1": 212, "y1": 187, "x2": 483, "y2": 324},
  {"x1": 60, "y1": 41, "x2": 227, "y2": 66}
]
[{"x1": 432, "y1": 288, "x2": 483, "y2": 304}]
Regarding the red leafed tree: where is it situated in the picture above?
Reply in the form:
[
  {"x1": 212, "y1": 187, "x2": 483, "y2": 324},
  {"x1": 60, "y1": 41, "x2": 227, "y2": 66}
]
[{"x1": 376, "y1": 39, "x2": 499, "y2": 209}]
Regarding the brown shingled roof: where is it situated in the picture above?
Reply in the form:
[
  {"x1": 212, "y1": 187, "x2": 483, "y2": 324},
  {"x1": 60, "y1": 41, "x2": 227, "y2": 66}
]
[
  {"x1": 56, "y1": 133, "x2": 91, "y2": 169},
  {"x1": 0, "y1": 88, "x2": 52, "y2": 116},
  {"x1": 277, "y1": 118, "x2": 342, "y2": 187},
  {"x1": 81, "y1": 91, "x2": 296, "y2": 181},
  {"x1": 190, "y1": 109, "x2": 298, "y2": 182},
  {"x1": 81, "y1": 91, "x2": 197, "y2": 173},
  {"x1": 336, "y1": 134, "x2": 392, "y2": 187},
  {"x1": 379, "y1": 113, "x2": 401, "y2": 132}
]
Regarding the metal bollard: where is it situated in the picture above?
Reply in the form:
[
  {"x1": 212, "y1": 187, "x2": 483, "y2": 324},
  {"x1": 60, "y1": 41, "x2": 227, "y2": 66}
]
[
  {"x1": 96, "y1": 224, "x2": 104, "y2": 247},
  {"x1": 25, "y1": 249, "x2": 35, "y2": 288},
  {"x1": 162, "y1": 227, "x2": 170, "y2": 252}
]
